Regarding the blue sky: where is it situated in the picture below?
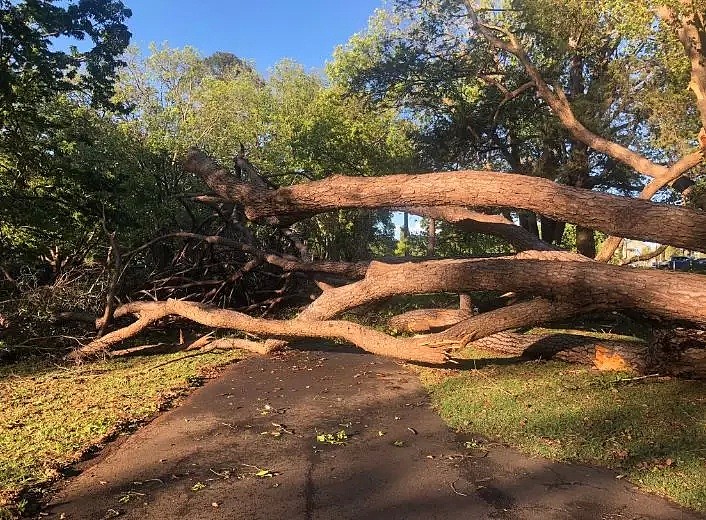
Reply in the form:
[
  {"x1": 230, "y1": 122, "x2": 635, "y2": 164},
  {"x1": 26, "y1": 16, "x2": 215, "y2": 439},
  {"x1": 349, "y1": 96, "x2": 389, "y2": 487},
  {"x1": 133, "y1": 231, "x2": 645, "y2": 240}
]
[{"x1": 126, "y1": 0, "x2": 384, "y2": 74}]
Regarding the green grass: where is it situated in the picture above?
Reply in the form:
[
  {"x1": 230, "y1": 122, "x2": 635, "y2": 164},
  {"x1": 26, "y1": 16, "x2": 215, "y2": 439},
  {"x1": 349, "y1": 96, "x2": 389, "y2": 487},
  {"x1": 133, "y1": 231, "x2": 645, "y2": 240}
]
[
  {"x1": 0, "y1": 349, "x2": 243, "y2": 516},
  {"x1": 418, "y1": 349, "x2": 706, "y2": 512}
]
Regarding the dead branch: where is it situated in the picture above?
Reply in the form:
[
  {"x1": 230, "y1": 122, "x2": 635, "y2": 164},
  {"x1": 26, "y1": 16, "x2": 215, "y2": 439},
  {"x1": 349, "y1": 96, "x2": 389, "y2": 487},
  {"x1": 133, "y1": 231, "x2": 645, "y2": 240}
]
[{"x1": 68, "y1": 299, "x2": 451, "y2": 364}]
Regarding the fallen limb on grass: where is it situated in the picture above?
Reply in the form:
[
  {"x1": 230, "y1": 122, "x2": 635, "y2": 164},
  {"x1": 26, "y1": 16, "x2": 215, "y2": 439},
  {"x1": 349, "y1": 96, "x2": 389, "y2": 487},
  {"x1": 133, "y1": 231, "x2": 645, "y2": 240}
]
[{"x1": 68, "y1": 299, "x2": 453, "y2": 364}]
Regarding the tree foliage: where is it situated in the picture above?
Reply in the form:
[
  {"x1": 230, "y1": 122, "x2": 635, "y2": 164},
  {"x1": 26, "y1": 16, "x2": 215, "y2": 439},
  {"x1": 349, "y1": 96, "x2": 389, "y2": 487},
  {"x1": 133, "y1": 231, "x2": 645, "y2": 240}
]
[{"x1": 0, "y1": 0, "x2": 132, "y2": 120}]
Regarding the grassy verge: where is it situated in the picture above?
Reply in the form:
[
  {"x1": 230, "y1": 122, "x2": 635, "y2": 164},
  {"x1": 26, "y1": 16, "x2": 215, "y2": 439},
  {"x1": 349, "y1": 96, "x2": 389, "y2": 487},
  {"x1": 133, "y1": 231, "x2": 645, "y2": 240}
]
[
  {"x1": 417, "y1": 347, "x2": 706, "y2": 513},
  {"x1": 0, "y1": 349, "x2": 243, "y2": 517}
]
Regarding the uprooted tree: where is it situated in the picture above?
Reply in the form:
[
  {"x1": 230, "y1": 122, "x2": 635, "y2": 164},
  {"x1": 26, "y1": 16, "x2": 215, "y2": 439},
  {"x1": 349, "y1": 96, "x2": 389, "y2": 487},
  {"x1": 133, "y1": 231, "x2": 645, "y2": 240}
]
[{"x1": 69, "y1": 1, "x2": 706, "y2": 378}]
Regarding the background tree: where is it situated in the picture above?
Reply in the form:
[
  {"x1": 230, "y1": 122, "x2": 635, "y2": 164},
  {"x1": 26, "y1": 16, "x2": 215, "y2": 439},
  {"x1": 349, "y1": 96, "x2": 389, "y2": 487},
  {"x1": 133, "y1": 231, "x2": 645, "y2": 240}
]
[{"x1": 328, "y1": 0, "x2": 705, "y2": 257}]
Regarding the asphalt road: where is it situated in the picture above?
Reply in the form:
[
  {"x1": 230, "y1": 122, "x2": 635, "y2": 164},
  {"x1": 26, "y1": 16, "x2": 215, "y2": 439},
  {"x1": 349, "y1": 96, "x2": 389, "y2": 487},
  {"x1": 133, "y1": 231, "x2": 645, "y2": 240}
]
[{"x1": 43, "y1": 347, "x2": 703, "y2": 519}]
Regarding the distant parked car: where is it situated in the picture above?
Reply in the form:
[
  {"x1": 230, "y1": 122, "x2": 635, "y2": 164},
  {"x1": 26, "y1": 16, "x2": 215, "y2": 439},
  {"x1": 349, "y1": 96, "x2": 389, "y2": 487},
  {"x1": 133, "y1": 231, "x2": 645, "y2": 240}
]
[
  {"x1": 668, "y1": 256, "x2": 693, "y2": 271},
  {"x1": 692, "y1": 258, "x2": 706, "y2": 272}
]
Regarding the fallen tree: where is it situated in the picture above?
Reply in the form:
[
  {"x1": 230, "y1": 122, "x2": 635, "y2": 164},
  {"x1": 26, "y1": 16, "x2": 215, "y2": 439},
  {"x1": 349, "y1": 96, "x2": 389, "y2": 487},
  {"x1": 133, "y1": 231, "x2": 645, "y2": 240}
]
[
  {"x1": 71, "y1": 243, "x2": 706, "y2": 375},
  {"x1": 66, "y1": 2, "x2": 706, "y2": 376},
  {"x1": 65, "y1": 149, "x2": 706, "y2": 377}
]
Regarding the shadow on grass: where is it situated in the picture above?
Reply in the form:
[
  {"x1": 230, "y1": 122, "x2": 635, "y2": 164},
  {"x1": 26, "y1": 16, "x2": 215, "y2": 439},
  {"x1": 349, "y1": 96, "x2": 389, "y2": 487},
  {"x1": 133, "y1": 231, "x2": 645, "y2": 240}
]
[{"x1": 425, "y1": 358, "x2": 706, "y2": 511}]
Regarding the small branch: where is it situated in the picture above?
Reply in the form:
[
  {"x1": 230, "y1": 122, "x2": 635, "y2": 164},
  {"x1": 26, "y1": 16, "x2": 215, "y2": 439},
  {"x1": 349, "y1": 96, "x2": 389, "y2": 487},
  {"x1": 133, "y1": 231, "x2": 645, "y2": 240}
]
[{"x1": 620, "y1": 245, "x2": 668, "y2": 266}]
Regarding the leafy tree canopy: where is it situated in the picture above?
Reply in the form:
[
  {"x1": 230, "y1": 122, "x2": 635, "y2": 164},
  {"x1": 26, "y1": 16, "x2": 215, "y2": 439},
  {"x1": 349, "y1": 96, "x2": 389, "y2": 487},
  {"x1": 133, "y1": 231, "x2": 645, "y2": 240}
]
[{"x1": 0, "y1": 0, "x2": 132, "y2": 126}]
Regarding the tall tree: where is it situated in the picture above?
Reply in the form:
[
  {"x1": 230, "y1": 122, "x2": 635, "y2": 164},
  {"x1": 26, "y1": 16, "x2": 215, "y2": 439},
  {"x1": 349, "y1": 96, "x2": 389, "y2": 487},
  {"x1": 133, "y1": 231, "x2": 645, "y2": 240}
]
[{"x1": 328, "y1": 0, "x2": 705, "y2": 258}]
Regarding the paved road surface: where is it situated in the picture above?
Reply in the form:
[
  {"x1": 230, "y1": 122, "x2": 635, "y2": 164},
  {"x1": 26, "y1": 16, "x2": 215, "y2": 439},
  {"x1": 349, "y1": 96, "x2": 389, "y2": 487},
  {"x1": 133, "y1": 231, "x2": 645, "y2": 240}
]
[{"x1": 44, "y1": 348, "x2": 702, "y2": 519}]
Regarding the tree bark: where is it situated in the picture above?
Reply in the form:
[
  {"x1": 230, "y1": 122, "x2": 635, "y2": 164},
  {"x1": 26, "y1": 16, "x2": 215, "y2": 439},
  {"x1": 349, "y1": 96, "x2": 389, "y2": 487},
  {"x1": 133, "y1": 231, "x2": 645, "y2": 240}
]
[
  {"x1": 299, "y1": 251, "x2": 706, "y2": 326},
  {"x1": 184, "y1": 149, "x2": 706, "y2": 253},
  {"x1": 470, "y1": 332, "x2": 651, "y2": 372},
  {"x1": 427, "y1": 217, "x2": 436, "y2": 256},
  {"x1": 470, "y1": 328, "x2": 706, "y2": 378}
]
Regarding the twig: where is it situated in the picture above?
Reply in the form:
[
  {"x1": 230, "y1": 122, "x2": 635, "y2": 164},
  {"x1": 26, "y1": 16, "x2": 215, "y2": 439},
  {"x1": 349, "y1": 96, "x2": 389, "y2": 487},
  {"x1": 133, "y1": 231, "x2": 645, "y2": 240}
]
[
  {"x1": 450, "y1": 480, "x2": 468, "y2": 496},
  {"x1": 611, "y1": 373, "x2": 661, "y2": 385}
]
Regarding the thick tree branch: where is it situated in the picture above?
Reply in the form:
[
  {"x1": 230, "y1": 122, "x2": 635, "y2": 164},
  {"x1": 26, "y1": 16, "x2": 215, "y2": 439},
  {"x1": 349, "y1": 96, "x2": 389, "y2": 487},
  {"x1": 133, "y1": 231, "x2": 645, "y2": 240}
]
[
  {"x1": 465, "y1": 1, "x2": 704, "y2": 182},
  {"x1": 595, "y1": 150, "x2": 704, "y2": 261},
  {"x1": 299, "y1": 252, "x2": 706, "y2": 326},
  {"x1": 184, "y1": 149, "x2": 706, "y2": 252}
]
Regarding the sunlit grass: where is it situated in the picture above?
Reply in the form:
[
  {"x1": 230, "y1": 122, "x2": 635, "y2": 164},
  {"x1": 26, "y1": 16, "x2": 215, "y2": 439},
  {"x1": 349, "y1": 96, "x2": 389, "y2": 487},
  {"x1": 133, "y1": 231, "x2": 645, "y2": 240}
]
[
  {"x1": 417, "y1": 348, "x2": 706, "y2": 512},
  {"x1": 0, "y1": 350, "x2": 243, "y2": 515}
]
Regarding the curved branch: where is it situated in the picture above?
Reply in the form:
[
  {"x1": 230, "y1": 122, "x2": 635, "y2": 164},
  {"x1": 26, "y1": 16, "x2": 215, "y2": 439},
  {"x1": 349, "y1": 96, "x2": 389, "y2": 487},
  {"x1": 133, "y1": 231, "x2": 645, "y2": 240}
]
[
  {"x1": 465, "y1": 2, "x2": 704, "y2": 182},
  {"x1": 299, "y1": 252, "x2": 706, "y2": 326},
  {"x1": 400, "y1": 206, "x2": 555, "y2": 252},
  {"x1": 184, "y1": 149, "x2": 706, "y2": 252},
  {"x1": 620, "y1": 244, "x2": 668, "y2": 266},
  {"x1": 69, "y1": 299, "x2": 450, "y2": 364}
]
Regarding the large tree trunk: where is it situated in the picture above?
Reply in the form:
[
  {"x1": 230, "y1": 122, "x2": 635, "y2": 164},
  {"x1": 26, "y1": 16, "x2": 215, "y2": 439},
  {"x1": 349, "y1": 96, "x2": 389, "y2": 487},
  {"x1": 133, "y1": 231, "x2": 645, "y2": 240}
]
[
  {"x1": 470, "y1": 332, "x2": 652, "y2": 373},
  {"x1": 470, "y1": 329, "x2": 706, "y2": 378},
  {"x1": 300, "y1": 252, "x2": 706, "y2": 326},
  {"x1": 184, "y1": 149, "x2": 706, "y2": 253}
]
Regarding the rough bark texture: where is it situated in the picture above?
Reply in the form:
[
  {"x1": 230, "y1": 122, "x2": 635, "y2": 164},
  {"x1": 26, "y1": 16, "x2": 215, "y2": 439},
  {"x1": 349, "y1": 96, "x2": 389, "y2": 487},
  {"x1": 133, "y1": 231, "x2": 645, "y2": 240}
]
[
  {"x1": 184, "y1": 149, "x2": 706, "y2": 253},
  {"x1": 299, "y1": 252, "x2": 706, "y2": 326},
  {"x1": 437, "y1": 299, "x2": 586, "y2": 345},
  {"x1": 465, "y1": 3, "x2": 706, "y2": 263},
  {"x1": 389, "y1": 308, "x2": 472, "y2": 333}
]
